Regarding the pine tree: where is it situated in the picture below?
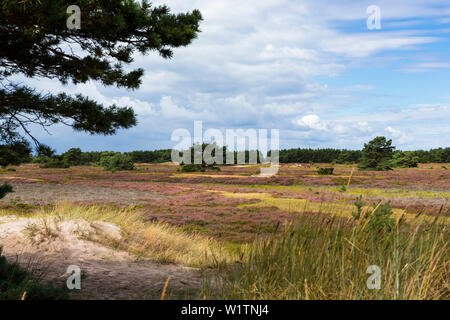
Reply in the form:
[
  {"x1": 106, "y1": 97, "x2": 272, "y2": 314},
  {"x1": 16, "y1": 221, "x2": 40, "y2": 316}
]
[
  {"x1": 358, "y1": 136, "x2": 395, "y2": 171},
  {"x1": 0, "y1": 0, "x2": 202, "y2": 167}
]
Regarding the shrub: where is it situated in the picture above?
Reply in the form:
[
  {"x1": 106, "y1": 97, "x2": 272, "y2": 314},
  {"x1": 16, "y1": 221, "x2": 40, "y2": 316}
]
[
  {"x1": 390, "y1": 152, "x2": 419, "y2": 168},
  {"x1": 98, "y1": 153, "x2": 135, "y2": 172},
  {"x1": 352, "y1": 195, "x2": 364, "y2": 219},
  {"x1": 317, "y1": 167, "x2": 334, "y2": 175},
  {"x1": 0, "y1": 183, "x2": 13, "y2": 199},
  {"x1": 40, "y1": 157, "x2": 70, "y2": 168},
  {"x1": 352, "y1": 197, "x2": 395, "y2": 233},
  {"x1": 62, "y1": 148, "x2": 85, "y2": 166},
  {"x1": 178, "y1": 163, "x2": 221, "y2": 173},
  {"x1": 367, "y1": 201, "x2": 396, "y2": 233},
  {"x1": 179, "y1": 164, "x2": 204, "y2": 172}
]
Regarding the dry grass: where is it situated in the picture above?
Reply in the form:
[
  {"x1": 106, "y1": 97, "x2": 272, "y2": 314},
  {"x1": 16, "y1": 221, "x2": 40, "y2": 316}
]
[
  {"x1": 203, "y1": 212, "x2": 449, "y2": 300},
  {"x1": 218, "y1": 191, "x2": 449, "y2": 225},
  {"x1": 0, "y1": 203, "x2": 235, "y2": 268}
]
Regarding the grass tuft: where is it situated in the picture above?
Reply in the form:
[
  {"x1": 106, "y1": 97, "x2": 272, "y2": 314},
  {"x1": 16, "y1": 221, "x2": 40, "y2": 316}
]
[{"x1": 202, "y1": 212, "x2": 449, "y2": 300}]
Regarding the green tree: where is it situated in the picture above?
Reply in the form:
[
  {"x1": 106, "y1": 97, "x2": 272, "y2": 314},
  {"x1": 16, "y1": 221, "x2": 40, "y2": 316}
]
[
  {"x1": 390, "y1": 151, "x2": 419, "y2": 168},
  {"x1": 62, "y1": 147, "x2": 83, "y2": 165},
  {"x1": 0, "y1": 0, "x2": 202, "y2": 166},
  {"x1": 98, "y1": 153, "x2": 135, "y2": 172},
  {"x1": 358, "y1": 136, "x2": 395, "y2": 171},
  {"x1": 0, "y1": 140, "x2": 32, "y2": 167}
]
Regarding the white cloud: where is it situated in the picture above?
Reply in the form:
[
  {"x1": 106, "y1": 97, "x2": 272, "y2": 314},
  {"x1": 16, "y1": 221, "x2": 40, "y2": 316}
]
[
  {"x1": 9, "y1": 0, "x2": 450, "y2": 151},
  {"x1": 297, "y1": 114, "x2": 328, "y2": 130}
]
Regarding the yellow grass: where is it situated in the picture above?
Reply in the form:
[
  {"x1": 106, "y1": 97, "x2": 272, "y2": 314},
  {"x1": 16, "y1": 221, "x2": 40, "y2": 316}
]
[
  {"x1": 206, "y1": 183, "x2": 450, "y2": 199},
  {"x1": 217, "y1": 191, "x2": 449, "y2": 225},
  {"x1": 0, "y1": 203, "x2": 235, "y2": 268}
]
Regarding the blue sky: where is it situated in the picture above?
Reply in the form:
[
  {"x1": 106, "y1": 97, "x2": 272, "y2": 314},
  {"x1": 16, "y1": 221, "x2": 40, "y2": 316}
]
[{"x1": 19, "y1": 0, "x2": 450, "y2": 152}]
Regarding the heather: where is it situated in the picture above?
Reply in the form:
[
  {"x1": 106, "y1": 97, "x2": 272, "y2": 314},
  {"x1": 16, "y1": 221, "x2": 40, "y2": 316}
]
[
  {"x1": 1, "y1": 160, "x2": 449, "y2": 299},
  {"x1": 1, "y1": 162, "x2": 448, "y2": 242}
]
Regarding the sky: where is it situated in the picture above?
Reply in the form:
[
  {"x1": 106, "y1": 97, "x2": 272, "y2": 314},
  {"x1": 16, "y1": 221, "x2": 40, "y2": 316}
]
[{"x1": 18, "y1": 0, "x2": 450, "y2": 152}]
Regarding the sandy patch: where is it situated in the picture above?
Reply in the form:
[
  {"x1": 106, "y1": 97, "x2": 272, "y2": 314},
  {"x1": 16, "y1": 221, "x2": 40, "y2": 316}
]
[{"x1": 0, "y1": 217, "x2": 202, "y2": 299}]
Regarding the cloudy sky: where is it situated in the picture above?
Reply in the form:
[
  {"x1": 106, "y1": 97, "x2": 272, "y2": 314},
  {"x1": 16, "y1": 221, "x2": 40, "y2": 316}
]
[{"x1": 20, "y1": 0, "x2": 450, "y2": 152}]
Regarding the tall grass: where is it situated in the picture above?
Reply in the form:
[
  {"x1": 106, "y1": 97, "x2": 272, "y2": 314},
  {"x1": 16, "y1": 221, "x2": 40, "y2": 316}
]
[{"x1": 202, "y1": 213, "x2": 449, "y2": 299}]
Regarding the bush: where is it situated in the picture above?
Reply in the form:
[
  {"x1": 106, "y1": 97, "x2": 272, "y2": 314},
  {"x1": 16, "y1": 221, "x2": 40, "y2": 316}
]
[
  {"x1": 0, "y1": 247, "x2": 67, "y2": 299},
  {"x1": 98, "y1": 153, "x2": 135, "y2": 172},
  {"x1": 390, "y1": 152, "x2": 419, "y2": 168},
  {"x1": 179, "y1": 164, "x2": 204, "y2": 172},
  {"x1": 40, "y1": 157, "x2": 70, "y2": 168},
  {"x1": 368, "y1": 201, "x2": 396, "y2": 233},
  {"x1": 0, "y1": 183, "x2": 13, "y2": 199},
  {"x1": 317, "y1": 167, "x2": 334, "y2": 175},
  {"x1": 352, "y1": 197, "x2": 395, "y2": 233},
  {"x1": 178, "y1": 163, "x2": 221, "y2": 173},
  {"x1": 62, "y1": 148, "x2": 86, "y2": 166}
]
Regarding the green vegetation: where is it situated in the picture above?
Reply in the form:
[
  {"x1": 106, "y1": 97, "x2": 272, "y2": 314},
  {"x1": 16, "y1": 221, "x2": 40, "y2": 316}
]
[
  {"x1": 39, "y1": 157, "x2": 70, "y2": 169},
  {"x1": 11, "y1": 142, "x2": 448, "y2": 169},
  {"x1": 352, "y1": 198, "x2": 395, "y2": 232},
  {"x1": 358, "y1": 136, "x2": 395, "y2": 171},
  {"x1": 1, "y1": 0, "x2": 202, "y2": 168},
  {"x1": 126, "y1": 149, "x2": 173, "y2": 163},
  {"x1": 391, "y1": 152, "x2": 419, "y2": 168},
  {"x1": 98, "y1": 153, "x2": 135, "y2": 172},
  {"x1": 0, "y1": 247, "x2": 67, "y2": 300},
  {"x1": 203, "y1": 211, "x2": 448, "y2": 299},
  {"x1": 0, "y1": 142, "x2": 32, "y2": 167},
  {"x1": 317, "y1": 167, "x2": 334, "y2": 175},
  {"x1": 179, "y1": 163, "x2": 221, "y2": 173},
  {"x1": 279, "y1": 146, "x2": 448, "y2": 164},
  {"x1": 0, "y1": 183, "x2": 13, "y2": 199},
  {"x1": 279, "y1": 148, "x2": 361, "y2": 163}
]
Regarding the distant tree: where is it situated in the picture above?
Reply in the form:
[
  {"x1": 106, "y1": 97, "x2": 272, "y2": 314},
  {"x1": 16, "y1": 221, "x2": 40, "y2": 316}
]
[
  {"x1": 62, "y1": 147, "x2": 83, "y2": 165},
  {"x1": 98, "y1": 153, "x2": 135, "y2": 172},
  {"x1": 178, "y1": 143, "x2": 222, "y2": 172},
  {"x1": 335, "y1": 151, "x2": 354, "y2": 164},
  {"x1": 40, "y1": 156, "x2": 70, "y2": 169},
  {"x1": 36, "y1": 144, "x2": 56, "y2": 158},
  {"x1": 0, "y1": 0, "x2": 202, "y2": 167},
  {"x1": 390, "y1": 151, "x2": 419, "y2": 168},
  {"x1": 0, "y1": 140, "x2": 32, "y2": 167},
  {"x1": 358, "y1": 136, "x2": 395, "y2": 171}
]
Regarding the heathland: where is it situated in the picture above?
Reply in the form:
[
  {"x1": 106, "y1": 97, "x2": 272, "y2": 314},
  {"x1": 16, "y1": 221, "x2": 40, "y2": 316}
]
[{"x1": 0, "y1": 161, "x2": 448, "y2": 299}]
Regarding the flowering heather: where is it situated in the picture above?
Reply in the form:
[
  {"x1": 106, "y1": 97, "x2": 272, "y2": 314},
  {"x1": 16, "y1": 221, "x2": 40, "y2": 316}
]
[{"x1": 1, "y1": 163, "x2": 448, "y2": 241}]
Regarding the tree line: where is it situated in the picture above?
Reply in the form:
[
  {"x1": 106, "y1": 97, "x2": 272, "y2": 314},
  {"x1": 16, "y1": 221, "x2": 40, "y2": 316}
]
[
  {"x1": 278, "y1": 147, "x2": 449, "y2": 164},
  {"x1": 9, "y1": 143, "x2": 449, "y2": 168}
]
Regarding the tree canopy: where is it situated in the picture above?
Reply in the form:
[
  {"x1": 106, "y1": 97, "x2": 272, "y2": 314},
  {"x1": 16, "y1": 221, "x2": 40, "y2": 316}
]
[
  {"x1": 0, "y1": 0, "x2": 202, "y2": 166},
  {"x1": 358, "y1": 136, "x2": 395, "y2": 171}
]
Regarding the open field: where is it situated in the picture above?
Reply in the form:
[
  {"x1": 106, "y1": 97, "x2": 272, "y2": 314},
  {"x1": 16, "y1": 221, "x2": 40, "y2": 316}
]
[
  {"x1": 0, "y1": 163, "x2": 449, "y2": 299},
  {"x1": 1, "y1": 163, "x2": 448, "y2": 241}
]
